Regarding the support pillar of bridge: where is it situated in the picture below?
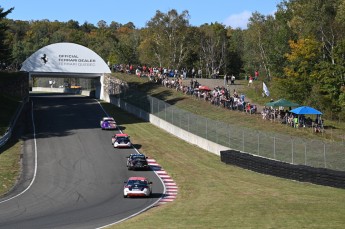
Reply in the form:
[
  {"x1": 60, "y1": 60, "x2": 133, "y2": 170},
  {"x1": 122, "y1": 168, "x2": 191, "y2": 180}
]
[{"x1": 99, "y1": 74, "x2": 106, "y2": 101}]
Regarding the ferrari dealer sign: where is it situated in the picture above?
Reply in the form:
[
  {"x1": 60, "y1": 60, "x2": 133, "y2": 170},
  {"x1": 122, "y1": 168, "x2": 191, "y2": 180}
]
[{"x1": 20, "y1": 42, "x2": 111, "y2": 74}]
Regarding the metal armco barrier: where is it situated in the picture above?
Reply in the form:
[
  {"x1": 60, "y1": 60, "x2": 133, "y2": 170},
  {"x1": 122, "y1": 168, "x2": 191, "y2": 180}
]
[
  {"x1": 0, "y1": 130, "x2": 11, "y2": 148},
  {"x1": 0, "y1": 97, "x2": 28, "y2": 148}
]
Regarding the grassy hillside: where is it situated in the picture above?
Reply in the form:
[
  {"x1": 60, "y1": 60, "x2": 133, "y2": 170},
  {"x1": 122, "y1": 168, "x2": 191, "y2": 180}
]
[
  {"x1": 114, "y1": 73, "x2": 345, "y2": 142},
  {"x1": 101, "y1": 103, "x2": 345, "y2": 229}
]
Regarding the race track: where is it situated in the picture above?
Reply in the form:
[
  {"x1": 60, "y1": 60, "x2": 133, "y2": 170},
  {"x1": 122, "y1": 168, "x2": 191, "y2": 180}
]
[{"x1": 0, "y1": 94, "x2": 164, "y2": 229}]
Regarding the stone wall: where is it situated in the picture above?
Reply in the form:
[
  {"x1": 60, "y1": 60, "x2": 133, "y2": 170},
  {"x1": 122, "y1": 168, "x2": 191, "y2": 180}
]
[{"x1": 103, "y1": 74, "x2": 128, "y2": 99}]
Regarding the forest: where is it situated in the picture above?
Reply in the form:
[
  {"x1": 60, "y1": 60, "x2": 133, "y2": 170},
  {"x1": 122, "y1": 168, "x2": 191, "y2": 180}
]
[{"x1": 0, "y1": 0, "x2": 345, "y2": 120}]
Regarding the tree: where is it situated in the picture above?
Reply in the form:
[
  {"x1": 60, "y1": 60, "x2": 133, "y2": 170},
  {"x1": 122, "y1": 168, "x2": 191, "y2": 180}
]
[
  {"x1": 199, "y1": 23, "x2": 228, "y2": 77},
  {"x1": 97, "y1": 20, "x2": 107, "y2": 29},
  {"x1": 226, "y1": 28, "x2": 244, "y2": 77},
  {"x1": 0, "y1": 5, "x2": 14, "y2": 66},
  {"x1": 282, "y1": 38, "x2": 321, "y2": 104},
  {"x1": 112, "y1": 26, "x2": 139, "y2": 65},
  {"x1": 143, "y1": 9, "x2": 190, "y2": 68}
]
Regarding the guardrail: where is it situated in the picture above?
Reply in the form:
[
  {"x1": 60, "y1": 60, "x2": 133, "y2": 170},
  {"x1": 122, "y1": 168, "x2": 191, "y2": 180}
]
[{"x1": 0, "y1": 97, "x2": 28, "y2": 148}]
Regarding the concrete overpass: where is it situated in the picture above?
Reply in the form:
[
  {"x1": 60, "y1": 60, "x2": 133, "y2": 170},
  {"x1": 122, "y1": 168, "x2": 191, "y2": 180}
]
[{"x1": 20, "y1": 42, "x2": 111, "y2": 99}]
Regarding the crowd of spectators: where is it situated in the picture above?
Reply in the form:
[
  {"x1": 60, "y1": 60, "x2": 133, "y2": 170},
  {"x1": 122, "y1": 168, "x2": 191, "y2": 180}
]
[
  {"x1": 261, "y1": 106, "x2": 323, "y2": 132},
  {"x1": 113, "y1": 63, "x2": 323, "y2": 133},
  {"x1": 113, "y1": 64, "x2": 258, "y2": 114}
]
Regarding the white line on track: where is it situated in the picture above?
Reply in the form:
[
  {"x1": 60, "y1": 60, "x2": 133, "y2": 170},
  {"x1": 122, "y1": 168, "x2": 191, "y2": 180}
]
[
  {"x1": 96, "y1": 99, "x2": 167, "y2": 228},
  {"x1": 0, "y1": 101, "x2": 38, "y2": 204}
]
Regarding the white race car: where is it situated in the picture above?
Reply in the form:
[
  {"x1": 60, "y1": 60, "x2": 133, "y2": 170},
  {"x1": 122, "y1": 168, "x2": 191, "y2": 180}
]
[
  {"x1": 112, "y1": 133, "x2": 132, "y2": 148},
  {"x1": 123, "y1": 177, "x2": 152, "y2": 198},
  {"x1": 100, "y1": 117, "x2": 117, "y2": 130}
]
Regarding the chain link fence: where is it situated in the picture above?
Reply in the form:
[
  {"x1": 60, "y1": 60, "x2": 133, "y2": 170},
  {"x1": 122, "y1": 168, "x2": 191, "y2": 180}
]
[{"x1": 118, "y1": 88, "x2": 345, "y2": 171}]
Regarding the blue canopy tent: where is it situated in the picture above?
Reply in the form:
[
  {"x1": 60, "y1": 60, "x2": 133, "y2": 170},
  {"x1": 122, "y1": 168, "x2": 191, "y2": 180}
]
[
  {"x1": 289, "y1": 106, "x2": 322, "y2": 115},
  {"x1": 289, "y1": 106, "x2": 323, "y2": 131}
]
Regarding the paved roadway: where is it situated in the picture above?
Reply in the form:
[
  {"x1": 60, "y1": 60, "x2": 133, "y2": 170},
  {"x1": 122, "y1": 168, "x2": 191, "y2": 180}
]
[{"x1": 0, "y1": 94, "x2": 164, "y2": 229}]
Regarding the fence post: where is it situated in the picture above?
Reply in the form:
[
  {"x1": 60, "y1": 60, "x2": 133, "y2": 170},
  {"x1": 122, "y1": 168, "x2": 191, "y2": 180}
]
[
  {"x1": 291, "y1": 139, "x2": 294, "y2": 164},
  {"x1": 273, "y1": 136, "x2": 276, "y2": 159},
  {"x1": 228, "y1": 126, "x2": 231, "y2": 148},
  {"x1": 242, "y1": 130, "x2": 245, "y2": 152},
  {"x1": 216, "y1": 122, "x2": 218, "y2": 143},
  {"x1": 206, "y1": 118, "x2": 208, "y2": 140},
  {"x1": 151, "y1": 97, "x2": 153, "y2": 114},
  {"x1": 257, "y1": 132, "x2": 260, "y2": 156},
  {"x1": 304, "y1": 142, "x2": 307, "y2": 166},
  {"x1": 323, "y1": 143, "x2": 326, "y2": 168}
]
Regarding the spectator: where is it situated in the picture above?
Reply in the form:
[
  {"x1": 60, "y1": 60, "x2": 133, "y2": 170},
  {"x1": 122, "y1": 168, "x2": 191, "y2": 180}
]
[
  {"x1": 231, "y1": 75, "x2": 235, "y2": 85},
  {"x1": 198, "y1": 69, "x2": 202, "y2": 78},
  {"x1": 255, "y1": 70, "x2": 259, "y2": 80},
  {"x1": 248, "y1": 75, "x2": 253, "y2": 87}
]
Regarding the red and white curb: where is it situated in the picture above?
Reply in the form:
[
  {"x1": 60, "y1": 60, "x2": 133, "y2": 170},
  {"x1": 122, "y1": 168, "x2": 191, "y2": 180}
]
[{"x1": 147, "y1": 158, "x2": 178, "y2": 206}]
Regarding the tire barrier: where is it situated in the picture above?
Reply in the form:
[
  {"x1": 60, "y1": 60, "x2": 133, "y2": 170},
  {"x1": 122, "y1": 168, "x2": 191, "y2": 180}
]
[{"x1": 220, "y1": 150, "x2": 345, "y2": 189}]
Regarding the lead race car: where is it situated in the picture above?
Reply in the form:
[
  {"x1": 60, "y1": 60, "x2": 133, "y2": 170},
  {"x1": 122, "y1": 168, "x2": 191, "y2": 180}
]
[
  {"x1": 100, "y1": 117, "x2": 117, "y2": 130},
  {"x1": 123, "y1": 177, "x2": 152, "y2": 198},
  {"x1": 111, "y1": 133, "x2": 132, "y2": 148}
]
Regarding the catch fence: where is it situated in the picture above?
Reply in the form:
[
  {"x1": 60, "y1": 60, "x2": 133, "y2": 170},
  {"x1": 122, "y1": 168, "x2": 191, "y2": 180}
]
[{"x1": 118, "y1": 89, "x2": 345, "y2": 171}]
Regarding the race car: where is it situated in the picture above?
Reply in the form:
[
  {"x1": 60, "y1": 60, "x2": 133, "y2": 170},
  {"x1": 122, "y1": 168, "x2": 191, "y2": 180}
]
[
  {"x1": 112, "y1": 133, "x2": 132, "y2": 148},
  {"x1": 123, "y1": 177, "x2": 152, "y2": 198},
  {"x1": 100, "y1": 117, "x2": 117, "y2": 130},
  {"x1": 126, "y1": 153, "x2": 150, "y2": 170}
]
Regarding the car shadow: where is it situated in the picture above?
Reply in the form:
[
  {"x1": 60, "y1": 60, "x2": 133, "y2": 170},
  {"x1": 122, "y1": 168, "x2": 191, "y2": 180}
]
[
  {"x1": 149, "y1": 165, "x2": 162, "y2": 171},
  {"x1": 116, "y1": 126, "x2": 126, "y2": 131},
  {"x1": 132, "y1": 144, "x2": 142, "y2": 149}
]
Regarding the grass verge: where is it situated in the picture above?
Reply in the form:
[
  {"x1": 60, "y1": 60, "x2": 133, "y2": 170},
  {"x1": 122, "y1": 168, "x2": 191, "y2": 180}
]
[
  {"x1": 101, "y1": 102, "x2": 345, "y2": 229},
  {"x1": 0, "y1": 140, "x2": 21, "y2": 197}
]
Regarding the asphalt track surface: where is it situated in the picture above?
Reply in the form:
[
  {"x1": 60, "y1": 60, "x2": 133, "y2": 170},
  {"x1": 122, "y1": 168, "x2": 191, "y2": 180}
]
[{"x1": 0, "y1": 94, "x2": 164, "y2": 229}]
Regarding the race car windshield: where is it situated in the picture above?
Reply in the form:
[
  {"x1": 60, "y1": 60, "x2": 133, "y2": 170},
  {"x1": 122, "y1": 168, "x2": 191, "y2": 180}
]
[{"x1": 128, "y1": 180, "x2": 148, "y2": 185}]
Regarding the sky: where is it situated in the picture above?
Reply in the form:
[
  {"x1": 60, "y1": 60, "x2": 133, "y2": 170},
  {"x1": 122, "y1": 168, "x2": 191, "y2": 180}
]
[{"x1": 1, "y1": 0, "x2": 281, "y2": 29}]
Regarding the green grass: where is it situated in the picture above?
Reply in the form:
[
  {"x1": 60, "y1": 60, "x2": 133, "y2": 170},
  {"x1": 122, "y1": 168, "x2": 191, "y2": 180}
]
[
  {"x1": 0, "y1": 140, "x2": 21, "y2": 197},
  {"x1": 100, "y1": 103, "x2": 345, "y2": 229}
]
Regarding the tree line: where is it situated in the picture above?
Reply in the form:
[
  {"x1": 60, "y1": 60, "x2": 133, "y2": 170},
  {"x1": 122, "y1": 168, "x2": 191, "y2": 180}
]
[{"x1": 0, "y1": 0, "x2": 345, "y2": 119}]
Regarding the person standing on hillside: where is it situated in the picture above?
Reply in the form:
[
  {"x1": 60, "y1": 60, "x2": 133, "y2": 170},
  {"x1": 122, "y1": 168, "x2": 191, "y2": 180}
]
[
  {"x1": 248, "y1": 75, "x2": 253, "y2": 87},
  {"x1": 254, "y1": 70, "x2": 259, "y2": 80},
  {"x1": 231, "y1": 75, "x2": 235, "y2": 85},
  {"x1": 198, "y1": 69, "x2": 202, "y2": 78}
]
